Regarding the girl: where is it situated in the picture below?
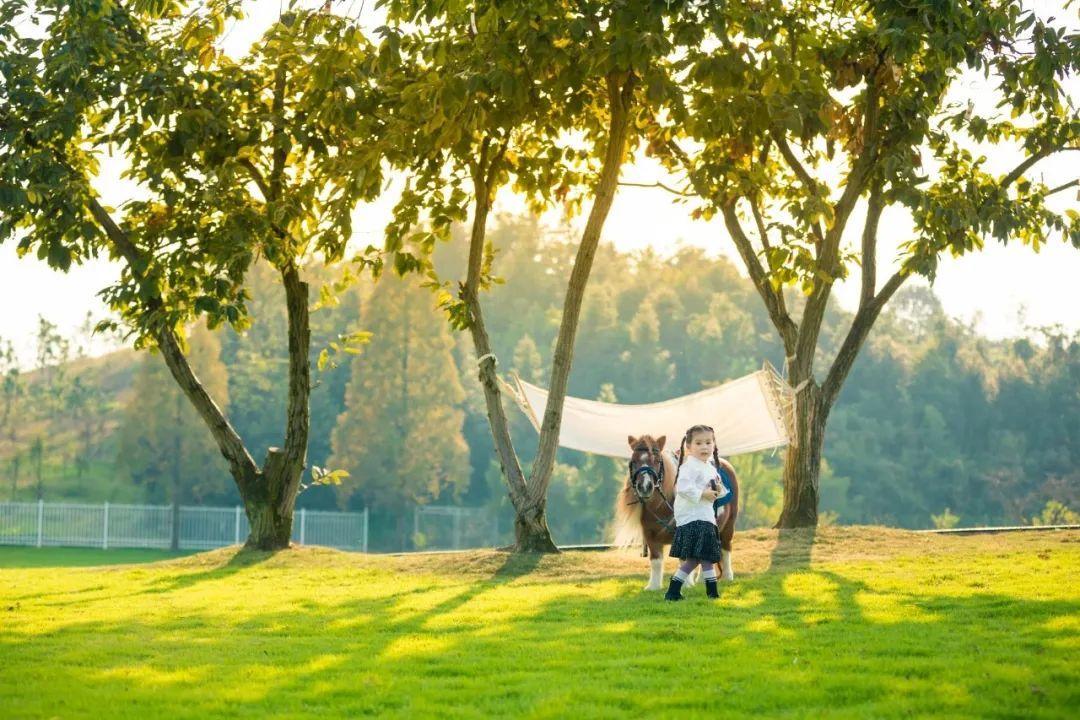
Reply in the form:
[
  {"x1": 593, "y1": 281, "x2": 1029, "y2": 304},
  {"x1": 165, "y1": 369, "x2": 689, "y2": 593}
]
[{"x1": 665, "y1": 424, "x2": 730, "y2": 600}]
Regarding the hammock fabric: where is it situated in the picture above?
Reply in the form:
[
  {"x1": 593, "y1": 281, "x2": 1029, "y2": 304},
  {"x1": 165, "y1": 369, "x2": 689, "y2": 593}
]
[{"x1": 503, "y1": 363, "x2": 795, "y2": 460}]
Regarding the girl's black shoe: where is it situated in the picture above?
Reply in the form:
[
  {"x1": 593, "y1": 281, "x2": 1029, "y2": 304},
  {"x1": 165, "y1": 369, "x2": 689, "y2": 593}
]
[
  {"x1": 664, "y1": 576, "x2": 684, "y2": 601},
  {"x1": 705, "y1": 579, "x2": 719, "y2": 599}
]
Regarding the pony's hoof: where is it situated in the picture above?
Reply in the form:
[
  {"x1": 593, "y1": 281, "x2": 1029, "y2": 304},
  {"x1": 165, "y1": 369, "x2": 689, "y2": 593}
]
[
  {"x1": 722, "y1": 571, "x2": 734, "y2": 581},
  {"x1": 644, "y1": 582, "x2": 662, "y2": 591}
]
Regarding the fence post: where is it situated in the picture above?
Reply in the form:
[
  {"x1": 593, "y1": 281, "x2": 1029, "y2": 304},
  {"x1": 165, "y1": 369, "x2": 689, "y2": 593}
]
[
  {"x1": 103, "y1": 501, "x2": 110, "y2": 550},
  {"x1": 362, "y1": 508, "x2": 369, "y2": 553},
  {"x1": 299, "y1": 507, "x2": 306, "y2": 545},
  {"x1": 36, "y1": 499, "x2": 44, "y2": 548},
  {"x1": 234, "y1": 506, "x2": 241, "y2": 545}
]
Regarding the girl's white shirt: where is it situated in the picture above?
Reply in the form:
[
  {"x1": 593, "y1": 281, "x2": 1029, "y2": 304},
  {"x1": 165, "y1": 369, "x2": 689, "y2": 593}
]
[{"x1": 673, "y1": 455, "x2": 730, "y2": 527}]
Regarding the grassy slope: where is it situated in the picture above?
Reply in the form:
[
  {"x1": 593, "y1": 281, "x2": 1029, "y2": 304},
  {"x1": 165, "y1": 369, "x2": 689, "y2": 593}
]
[{"x1": 1, "y1": 527, "x2": 1077, "y2": 719}]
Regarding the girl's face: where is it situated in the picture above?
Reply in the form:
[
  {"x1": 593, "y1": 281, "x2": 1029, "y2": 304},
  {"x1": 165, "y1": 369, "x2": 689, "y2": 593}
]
[{"x1": 689, "y1": 431, "x2": 715, "y2": 462}]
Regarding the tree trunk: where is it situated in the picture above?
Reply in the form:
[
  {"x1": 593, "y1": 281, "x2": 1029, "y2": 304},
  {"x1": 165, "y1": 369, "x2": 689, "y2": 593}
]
[
  {"x1": 513, "y1": 498, "x2": 558, "y2": 553},
  {"x1": 170, "y1": 392, "x2": 183, "y2": 551},
  {"x1": 171, "y1": 498, "x2": 181, "y2": 551},
  {"x1": 243, "y1": 448, "x2": 295, "y2": 550},
  {"x1": 776, "y1": 385, "x2": 829, "y2": 528},
  {"x1": 9, "y1": 454, "x2": 19, "y2": 501}
]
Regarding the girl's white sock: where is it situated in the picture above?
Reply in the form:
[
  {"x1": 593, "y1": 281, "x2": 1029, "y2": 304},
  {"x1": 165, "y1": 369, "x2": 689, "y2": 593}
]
[
  {"x1": 702, "y1": 568, "x2": 718, "y2": 581},
  {"x1": 673, "y1": 569, "x2": 690, "y2": 583}
]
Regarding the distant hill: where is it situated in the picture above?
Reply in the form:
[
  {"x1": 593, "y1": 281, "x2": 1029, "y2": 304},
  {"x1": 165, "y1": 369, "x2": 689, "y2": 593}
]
[{"x1": 1, "y1": 348, "x2": 141, "y2": 502}]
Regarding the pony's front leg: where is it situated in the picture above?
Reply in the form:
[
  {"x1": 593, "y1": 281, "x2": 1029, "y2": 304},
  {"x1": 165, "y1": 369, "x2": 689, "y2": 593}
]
[
  {"x1": 644, "y1": 538, "x2": 664, "y2": 591},
  {"x1": 718, "y1": 508, "x2": 735, "y2": 581},
  {"x1": 720, "y1": 549, "x2": 734, "y2": 580}
]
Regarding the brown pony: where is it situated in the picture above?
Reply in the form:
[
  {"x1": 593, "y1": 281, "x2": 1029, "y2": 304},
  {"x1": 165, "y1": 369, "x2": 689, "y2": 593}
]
[{"x1": 614, "y1": 434, "x2": 740, "y2": 589}]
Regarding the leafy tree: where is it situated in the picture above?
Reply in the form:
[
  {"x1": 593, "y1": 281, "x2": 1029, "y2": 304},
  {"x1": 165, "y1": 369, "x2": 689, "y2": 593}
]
[
  {"x1": 29, "y1": 435, "x2": 42, "y2": 500},
  {"x1": 328, "y1": 275, "x2": 469, "y2": 548},
  {"x1": 512, "y1": 335, "x2": 544, "y2": 386},
  {"x1": 383, "y1": 0, "x2": 687, "y2": 551},
  {"x1": 615, "y1": 299, "x2": 675, "y2": 402},
  {"x1": 656, "y1": 0, "x2": 1079, "y2": 526},
  {"x1": 0, "y1": 2, "x2": 390, "y2": 548},
  {"x1": 65, "y1": 325, "x2": 112, "y2": 479}
]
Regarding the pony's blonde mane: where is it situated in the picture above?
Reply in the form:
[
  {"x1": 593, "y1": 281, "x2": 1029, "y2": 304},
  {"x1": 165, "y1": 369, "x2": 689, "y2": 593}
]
[{"x1": 611, "y1": 484, "x2": 644, "y2": 550}]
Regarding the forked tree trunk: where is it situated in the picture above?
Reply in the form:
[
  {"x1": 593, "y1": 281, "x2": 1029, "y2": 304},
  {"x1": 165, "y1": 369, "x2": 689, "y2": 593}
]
[
  {"x1": 513, "y1": 500, "x2": 557, "y2": 553},
  {"x1": 243, "y1": 449, "x2": 298, "y2": 550},
  {"x1": 459, "y1": 72, "x2": 635, "y2": 554},
  {"x1": 146, "y1": 265, "x2": 310, "y2": 552}
]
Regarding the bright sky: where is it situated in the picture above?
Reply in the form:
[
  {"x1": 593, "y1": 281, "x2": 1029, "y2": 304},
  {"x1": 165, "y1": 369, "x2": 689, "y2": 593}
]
[{"x1": 1, "y1": 0, "x2": 1078, "y2": 368}]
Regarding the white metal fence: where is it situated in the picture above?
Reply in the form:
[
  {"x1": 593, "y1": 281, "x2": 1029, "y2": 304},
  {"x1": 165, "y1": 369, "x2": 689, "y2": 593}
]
[
  {"x1": 0, "y1": 501, "x2": 368, "y2": 552},
  {"x1": 413, "y1": 505, "x2": 505, "y2": 550}
]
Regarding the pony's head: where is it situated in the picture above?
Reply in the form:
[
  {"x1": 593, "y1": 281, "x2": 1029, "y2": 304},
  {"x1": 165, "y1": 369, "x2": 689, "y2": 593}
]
[{"x1": 626, "y1": 434, "x2": 667, "y2": 501}]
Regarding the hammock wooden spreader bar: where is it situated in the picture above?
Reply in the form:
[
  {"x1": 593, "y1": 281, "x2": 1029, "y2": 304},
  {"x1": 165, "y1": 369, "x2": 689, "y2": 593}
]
[{"x1": 501, "y1": 362, "x2": 795, "y2": 460}]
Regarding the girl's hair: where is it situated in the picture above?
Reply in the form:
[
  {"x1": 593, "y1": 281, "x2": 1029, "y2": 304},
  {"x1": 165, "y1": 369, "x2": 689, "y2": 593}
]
[{"x1": 675, "y1": 424, "x2": 721, "y2": 477}]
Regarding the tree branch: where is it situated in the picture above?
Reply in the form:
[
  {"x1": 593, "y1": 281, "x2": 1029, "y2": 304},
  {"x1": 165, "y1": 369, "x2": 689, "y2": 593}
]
[
  {"x1": 1046, "y1": 178, "x2": 1078, "y2": 197},
  {"x1": 748, "y1": 194, "x2": 773, "y2": 252},
  {"x1": 269, "y1": 63, "x2": 289, "y2": 201},
  {"x1": 793, "y1": 78, "x2": 883, "y2": 384},
  {"x1": 770, "y1": 133, "x2": 825, "y2": 244},
  {"x1": 822, "y1": 268, "x2": 908, "y2": 408},
  {"x1": 86, "y1": 197, "x2": 260, "y2": 486},
  {"x1": 618, "y1": 180, "x2": 693, "y2": 197},
  {"x1": 529, "y1": 70, "x2": 636, "y2": 511},
  {"x1": 721, "y1": 201, "x2": 798, "y2": 355},
  {"x1": 238, "y1": 157, "x2": 271, "y2": 200},
  {"x1": 859, "y1": 181, "x2": 884, "y2": 311},
  {"x1": 771, "y1": 132, "x2": 819, "y2": 192},
  {"x1": 1000, "y1": 146, "x2": 1055, "y2": 191},
  {"x1": 275, "y1": 262, "x2": 311, "y2": 513},
  {"x1": 461, "y1": 138, "x2": 530, "y2": 509}
]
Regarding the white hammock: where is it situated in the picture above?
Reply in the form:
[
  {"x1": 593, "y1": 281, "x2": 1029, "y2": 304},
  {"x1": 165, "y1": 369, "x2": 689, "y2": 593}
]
[{"x1": 503, "y1": 362, "x2": 795, "y2": 460}]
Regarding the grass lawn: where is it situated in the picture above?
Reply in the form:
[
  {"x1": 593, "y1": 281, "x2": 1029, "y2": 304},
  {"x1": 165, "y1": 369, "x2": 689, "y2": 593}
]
[
  {"x1": 0, "y1": 546, "x2": 191, "y2": 568},
  {"x1": 1, "y1": 527, "x2": 1077, "y2": 719}
]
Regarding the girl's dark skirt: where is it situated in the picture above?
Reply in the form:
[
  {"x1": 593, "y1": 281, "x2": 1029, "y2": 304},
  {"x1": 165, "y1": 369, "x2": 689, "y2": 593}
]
[{"x1": 669, "y1": 520, "x2": 722, "y2": 563}]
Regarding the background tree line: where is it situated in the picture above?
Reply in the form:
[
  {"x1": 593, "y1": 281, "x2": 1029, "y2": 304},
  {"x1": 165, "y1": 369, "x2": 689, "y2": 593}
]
[{"x1": 2, "y1": 215, "x2": 1076, "y2": 549}]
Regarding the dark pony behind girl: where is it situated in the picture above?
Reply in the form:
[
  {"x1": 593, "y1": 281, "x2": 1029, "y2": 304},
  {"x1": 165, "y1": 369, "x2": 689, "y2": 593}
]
[{"x1": 614, "y1": 432, "x2": 739, "y2": 589}]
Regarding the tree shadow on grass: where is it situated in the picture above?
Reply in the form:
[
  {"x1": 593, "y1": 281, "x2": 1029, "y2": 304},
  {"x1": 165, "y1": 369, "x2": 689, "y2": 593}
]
[
  {"x1": 492, "y1": 551, "x2": 545, "y2": 580},
  {"x1": 136, "y1": 546, "x2": 277, "y2": 595},
  {"x1": 3, "y1": 545, "x2": 1077, "y2": 718},
  {"x1": 766, "y1": 526, "x2": 818, "y2": 573}
]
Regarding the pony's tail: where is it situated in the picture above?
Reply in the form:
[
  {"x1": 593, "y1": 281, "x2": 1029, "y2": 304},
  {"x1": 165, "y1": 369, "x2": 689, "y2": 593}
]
[{"x1": 611, "y1": 483, "x2": 643, "y2": 551}]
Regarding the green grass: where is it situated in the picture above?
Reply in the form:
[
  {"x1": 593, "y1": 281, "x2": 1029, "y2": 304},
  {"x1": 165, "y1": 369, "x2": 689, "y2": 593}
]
[
  {"x1": 1, "y1": 527, "x2": 1077, "y2": 719},
  {"x1": 0, "y1": 546, "x2": 191, "y2": 568}
]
